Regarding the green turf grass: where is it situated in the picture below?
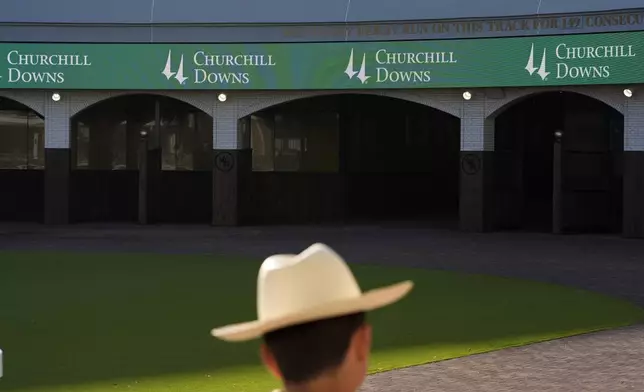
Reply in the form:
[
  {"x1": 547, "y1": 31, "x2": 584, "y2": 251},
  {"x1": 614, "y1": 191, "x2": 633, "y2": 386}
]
[{"x1": 0, "y1": 251, "x2": 642, "y2": 392}]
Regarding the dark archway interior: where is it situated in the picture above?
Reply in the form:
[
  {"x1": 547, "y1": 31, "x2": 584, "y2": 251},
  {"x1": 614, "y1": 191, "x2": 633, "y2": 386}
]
[
  {"x1": 494, "y1": 91, "x2": 624, "y2": 233},
  {"x1": 0, "y1": 97, "x2": 44, "y2": 222},
  {"x1": 245, "y1": 94, "x2": 461, "y2": 224},
  {"x1": 71, "y1": 95, "x2": 213, "y2": 223}
]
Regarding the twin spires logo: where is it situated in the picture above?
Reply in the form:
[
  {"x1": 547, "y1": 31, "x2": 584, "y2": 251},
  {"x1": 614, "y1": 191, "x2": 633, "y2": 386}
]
[
  {"x1": 525, "y1": 43, "x2": 550, "y2": 81},
  {"x1": 162, "y1": 50, "x2": 188, "y2": 85},
  {"x1": 344, "y1": 49, "x2": 370, "y2": 84}
]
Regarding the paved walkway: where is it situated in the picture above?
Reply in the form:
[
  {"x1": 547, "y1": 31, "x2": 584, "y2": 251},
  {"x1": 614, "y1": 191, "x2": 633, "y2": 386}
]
[
  {"x1": 362, "y1": 325, "x2": 644, "y2": 392},
  {"x1": 1, "y1": 223, "x2": 644, "y2": 391}
]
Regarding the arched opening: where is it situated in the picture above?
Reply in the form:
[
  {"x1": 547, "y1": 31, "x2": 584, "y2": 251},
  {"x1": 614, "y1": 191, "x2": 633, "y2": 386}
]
[
  {"x1": 242, "y1": 94, "x2": 461, "y2": 225},
  {"x1": 0, "y1": 96, "x2": 45, "y2": 222},
  {"x1": 493, "y1": 91, "x2": 624, "y2": 233},
  {"x1": 71, "y1": 94, "x2": 213, "y2": 223}
]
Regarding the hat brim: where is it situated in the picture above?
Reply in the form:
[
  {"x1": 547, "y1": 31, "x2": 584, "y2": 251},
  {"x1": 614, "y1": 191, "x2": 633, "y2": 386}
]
[{"x1": 211, "y1": 280, "x2": 413, "y2": 342}]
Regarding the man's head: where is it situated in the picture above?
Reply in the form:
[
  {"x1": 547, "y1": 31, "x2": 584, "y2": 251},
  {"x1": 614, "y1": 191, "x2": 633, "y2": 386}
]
[
  {"x1": 260, "y1": 312, "x2": 371, "y2": 390},
  {"x1": 210, "y1": 243, "x2": 413, "y2": 390}
]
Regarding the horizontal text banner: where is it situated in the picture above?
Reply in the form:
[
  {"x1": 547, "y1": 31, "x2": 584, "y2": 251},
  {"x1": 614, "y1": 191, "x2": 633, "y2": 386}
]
[{"x1": 0, "y1": 31, "x2": 642, "y2": 90}]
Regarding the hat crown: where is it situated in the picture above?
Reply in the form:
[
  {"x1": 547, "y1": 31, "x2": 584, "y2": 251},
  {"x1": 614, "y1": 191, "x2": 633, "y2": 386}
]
[{"x1": 256, "y1": 243, "x2": 361, "y2": 321}]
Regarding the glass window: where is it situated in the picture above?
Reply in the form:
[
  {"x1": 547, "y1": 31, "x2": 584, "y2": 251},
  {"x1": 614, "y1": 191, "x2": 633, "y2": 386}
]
[
  {"x1": 160, "y1": 110, "x2": 194, "y2": 171},
  {"x1": 75, "y1": 122, "x2": 90, "y2": 168},
  {"x1": 194, "y1": 112, "x2": 214, "y2": 170},
  {"x1": 238, "y1": 117, "x2": 251, "y2": 150},
  {"x1": 111, "y1": 120, "x2": 128, "y2": 170},
  {"x1": 159, "y1": 98, "x2": 212, "y2": 171},
  {"x1": 0, "y1": 98, "x2": 44, "y2": 170},
  {"x1": 298, "y1": 112, "x2": 339, "y2": 172},
  {"x1": 72, "y1": 95, "x2": 212, "y2": 171},
  {"x1": 274, "y1": 114, "x2": 302, "y2": 171},
  {"x1": 73, "y1": 95, "x2": 156, "y2": 170},
  {"x1": 251, "y1": 114, "x2": 275, "y2": 171},
  {"x1": 250, "y1": 109, "x2": 339, "y2": 173}
]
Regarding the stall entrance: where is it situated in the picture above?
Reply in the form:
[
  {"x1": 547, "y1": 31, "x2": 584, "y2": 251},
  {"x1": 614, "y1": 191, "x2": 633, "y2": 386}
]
[
  {"x1": 71, "y1": 95, "x2": 213, "y2": 223},
  {"x1": 245, "y1": 94, "x2": 461, "y2": 225},
  {"x1": 0, "y1": 97, "x2": 44, "y2": 222},
  {"x1": 494, "y1": 91, "x2": 623, "y2": 233}
]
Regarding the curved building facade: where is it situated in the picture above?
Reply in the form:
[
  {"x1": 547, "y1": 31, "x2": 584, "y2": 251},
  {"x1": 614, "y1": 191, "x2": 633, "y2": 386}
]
[{"x1": 2, "y1": 1, "x2": 644, "y2": 237}]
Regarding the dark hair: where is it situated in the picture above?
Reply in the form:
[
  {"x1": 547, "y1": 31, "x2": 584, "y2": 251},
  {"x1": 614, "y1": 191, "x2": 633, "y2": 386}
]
[{"x1": 263, "y1": 312, "x2": 366, "y2": 383}]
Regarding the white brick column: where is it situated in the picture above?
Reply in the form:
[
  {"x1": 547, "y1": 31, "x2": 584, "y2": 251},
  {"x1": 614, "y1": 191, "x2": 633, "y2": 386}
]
[
  {"x1": 623, "y1": 91, "x2": 644, "y2": 237},
  {"x1": 460, "y1": 96, "x2": 492, "y2": 151},
  {"x1": 42, "y1": 92, "x2": 72, "y2": 224},
  {"x1": 211, "y1": 95, "x2": 251, "y2": 226},
  {"x1": 459, "y1": 93, "x2": 494, "y2": 231},
  {"x1": 213, "y1": 99, "x2": 241, "y2": 150},
  {"x1": 44, "y1": 93, "x2": 71, "y2": 149},
  {"x1": 625, "y1": 93, "x2": 644, "y2": 151}
]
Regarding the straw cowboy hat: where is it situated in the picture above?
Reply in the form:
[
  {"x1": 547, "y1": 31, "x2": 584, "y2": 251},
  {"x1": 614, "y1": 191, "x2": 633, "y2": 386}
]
[{"x1": 211, "y1": 243, "x2": 414, "y2": 342}]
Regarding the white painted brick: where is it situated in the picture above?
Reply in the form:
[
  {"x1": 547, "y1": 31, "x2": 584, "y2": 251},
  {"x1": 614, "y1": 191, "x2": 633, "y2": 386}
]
[
  {"x1": 44, "y1": 92, "x2": 71, "y2": 149},
  {"x1": 483, "y1": 86, "x2": 628, "y2": 152},
  {"x1": 66, "y1": 90, "x2": 217, "y2": 149},
  {"x1": 484, "y1": 85, "x2": 625, "y2": 118},
  {"x1": 0, "y1": 90, "x2": 46, "y2": 115},
  {"x1": 232, "y1": 90, "x2": 463, "y2": 119},
  {"x1": 625, "y1": 96, "x2": 644, "y2": 151},
  {"x1": 68, "y1": 91, "x2": 215, "y2": 118},
  {"x1": 3, "y1": 86, "x2": 642, "y2": 153}
]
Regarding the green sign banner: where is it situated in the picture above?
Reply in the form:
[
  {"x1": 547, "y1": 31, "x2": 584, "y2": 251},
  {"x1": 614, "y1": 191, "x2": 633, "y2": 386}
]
[{"x1": 0, "y1": 31, "x2": 641, "y2": 90}]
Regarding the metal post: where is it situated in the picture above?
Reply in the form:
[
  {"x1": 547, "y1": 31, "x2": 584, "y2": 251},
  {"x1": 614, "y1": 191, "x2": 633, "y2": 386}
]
[
  {"x1": 552, "y1": 130, "x2": 563, "y2": 234},
  {"x1": 138, "y1": 130, "x2": 148, "y2": 225}
]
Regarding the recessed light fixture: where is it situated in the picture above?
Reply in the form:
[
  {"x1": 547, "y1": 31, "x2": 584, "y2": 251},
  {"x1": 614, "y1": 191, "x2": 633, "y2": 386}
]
[
  {"x1": 217, "y1": 93, "x2": 227, "y2": 102},
  {"x1": 624, "y1": 88, "x2": 634, "y2": 98},
  {"x1": 51, "y1": 93, "x2": 61, "y2": 102},
  {"x1": 462, "y1": 91, "x2": 472, "y2": 100}
]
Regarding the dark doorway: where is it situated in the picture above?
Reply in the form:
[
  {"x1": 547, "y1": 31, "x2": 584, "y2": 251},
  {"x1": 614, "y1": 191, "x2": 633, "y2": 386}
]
[
  {"x1": 71, "y1": 95, "x2": 213, "y2": 223},
  {"x1": 494, "y1": 91, "x2": 624, "y2": 233},
  {"x1": 245, "y1": 94, "x2": 461, "y2": 225},
  {"x1": 0, "y1": 97, "x2": 45, "y2": 222}
]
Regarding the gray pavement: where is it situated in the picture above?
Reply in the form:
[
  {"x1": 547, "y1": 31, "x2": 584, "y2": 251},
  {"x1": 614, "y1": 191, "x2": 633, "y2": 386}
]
[
  {"x1": 362, "y1": 325, "x2": 644, "y2": 392},
  {"x1": 1, "y1": 222, "x2": 643, "y2": 391}
]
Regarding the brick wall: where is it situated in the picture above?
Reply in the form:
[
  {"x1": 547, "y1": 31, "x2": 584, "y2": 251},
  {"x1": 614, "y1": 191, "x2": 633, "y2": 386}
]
[
  {"x1": 625, "y1": 95, "x2": 644, "y2": 151},
  {"x1": 0, "y1": 86, "x2": 640, "y2": 151}
]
